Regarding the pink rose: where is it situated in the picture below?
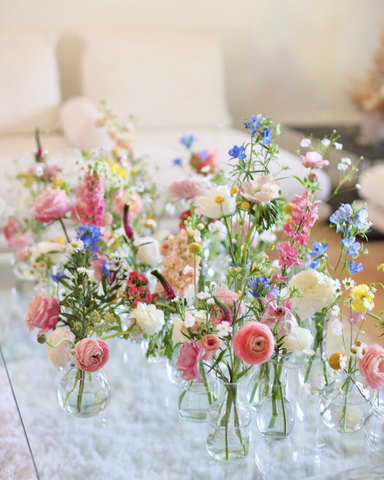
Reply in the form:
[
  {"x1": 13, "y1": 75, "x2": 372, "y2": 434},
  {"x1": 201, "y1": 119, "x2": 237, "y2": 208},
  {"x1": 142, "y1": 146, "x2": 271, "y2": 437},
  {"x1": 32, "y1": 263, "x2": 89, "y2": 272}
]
[
  {"x1": 300, "y1": 151, "x2": 329, "y2": 169},
  {"x1": 8, "y1": 231, "x2": 34, "y2": 250},
  {"x1": 176, "y1": 339, "x2": 213, "y2": 382},
  {"x1": 111, "y1": 190, "x2": 143, "y2": 219},
  {"x1": 31, "y1": 188, "x2": 71, "y2": 223},
  {"x1": 24, "y1": 291, "x2": 59, "y2": 334},
  {"x1": 233, "y1": 321, "x2": 275, "y2": 365},
  {"x1": 3, "y1": 217, "x2": 20, "y2": 240},
  {"x1": 201, "y1": 334, "x2": 222, "y2": 352},
  {"x1": 168, "y1": 178, "x2": 209, "y2": 202},
  {"x1": 359, "y1": 344, "x2": 384, "y2": 391},
  {"x1": 75, "y1": 338, "x2": 110, "y2": 372}
]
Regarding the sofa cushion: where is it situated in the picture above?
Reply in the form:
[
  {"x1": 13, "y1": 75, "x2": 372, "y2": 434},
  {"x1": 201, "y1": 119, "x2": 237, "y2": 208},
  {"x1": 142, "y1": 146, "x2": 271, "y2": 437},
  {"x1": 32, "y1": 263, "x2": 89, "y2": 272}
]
[
  {"x1": 0, "y1": 30, "x2": 61, "y2": 133},
  {"x1": 81, "y1": 30, "x2": 231, "y2": 129}
]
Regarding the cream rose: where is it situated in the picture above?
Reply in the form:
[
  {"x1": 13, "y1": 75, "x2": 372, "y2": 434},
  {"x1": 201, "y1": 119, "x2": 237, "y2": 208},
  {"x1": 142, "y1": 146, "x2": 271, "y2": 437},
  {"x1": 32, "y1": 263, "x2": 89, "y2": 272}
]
[
  {"x1": 195, "y1": 186, "x2": 236, "y2": 219},
  {"x1": 134, "y1": 237, "x2": 162, "y2": 266},
  {"x1": 282, "y1": 326, "x2": 314, "y2": 356},
  {"x1": 34, "y1": 241, "x2": 68, "y2": 264},
  {"x1": 46, "y1": 328, "x2": 75, "y2": 368},
  {"x1": 289, "y1": 269, "x2": 336, "y2": 319},
  {"x1": 132, "y1": 302, "x2": 165, "y2": 335}
]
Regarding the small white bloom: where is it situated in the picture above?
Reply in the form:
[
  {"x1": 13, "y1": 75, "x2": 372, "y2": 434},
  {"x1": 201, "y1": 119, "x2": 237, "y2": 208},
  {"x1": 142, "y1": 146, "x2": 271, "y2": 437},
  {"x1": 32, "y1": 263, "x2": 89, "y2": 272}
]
[
  {"x1": 317, "y1": 375, "x2": 326, "y2": 390},
  {"x1": 216, "y1": 321, "x2": 233, "y2": 338},
  {"x1": 77, "y1": 267, "x2": 88, "y2": 274},
  {"x1": 321, "y1": 138, "x2": 331, "y2": 147},
  {"x1": 184, "y1": 313, "x2": 196, "y2": 328},
  {"x1": 77, "y1": 267, "x2": 94, "y2": 278},
  {"x1": 351, "y1": 342, "x2": 367, "y2": 359},
  {"x1": 200, "y1": 165, "x2": 211, "y2": 173},
  {"x1": 87, "y1": 269, "x2": 95, "y2": 278},
  {"x1": 355, "y1": 184, "x2": 361, "y2": 190},
  {"x1": 208, "y1": 221, "x2": 226, "y2": 235},
  {"x1": 363, "y1": 297, "x2": 373, "y2": 311},
  {"x1": 207, "y1": 298, "x2": 215, "y2": 305},
  {"x1": 134, "y1": 237, "x2": 162, "y2": 266},
  {"x1": 111, "y1": 251, "x2": 128, "y2": 259},
  {"x1": 342, "y1": 278, "x2": 355, "y2": 290},
  {"x1": 197, "y1": 292, "x2": 211, "y2": 300},
  {"x1": 337, "y1": 163, "x2": 348, "y2": 171},
  {"x1": 35, "y1": 165, "x2": 44, "y2": 177},
  {"x1": 334, "y1": 142, "x2": 343, "y2": 150},
  {"x1": 331, "y1": 305, "x2": 340, "y2": 317},
  {"x1": 339, "y1": 354, "x2": 348, "y2": 370},
  {"x1": 298, "y1": 383, "x2": 312, "y2": 397},
  {"x1": 341, "y1": 157, "x2": 351, "y2": 165},
  {"x1": 300, "y1": 138, "x2": 311, "y2": 148},
  {"x1": 165, "y1": 203, "x2": 176, "y2": 216},
  {"x1": 330, "y1": 318, "x2": 343, "y2": 337},
  {"x1": 334, "y1": 279, "x2": 341, "y2": 291},
  {"x1": 66, "y1": 239, "x2": 85, "y2": 253}
]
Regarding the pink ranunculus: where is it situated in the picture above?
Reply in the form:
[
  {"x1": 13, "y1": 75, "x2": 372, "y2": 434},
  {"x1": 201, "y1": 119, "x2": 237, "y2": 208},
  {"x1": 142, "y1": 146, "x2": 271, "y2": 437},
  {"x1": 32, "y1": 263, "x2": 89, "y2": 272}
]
[
  {"x1": 240, "y1": 175, "x2": 280, "y2": 204},
  {"x1": 359, "y1": 344, "x2": 384, "y2": 391},
  {"x1": 201, "y1": 334, "x2": 222, "y2": 352},
  {"x1": 18, "y1": 245, "x2": 34, "y2": 262},
  {"x1": 346, "y1": 304, "x2": 366, "y2": 325},
  {"x1": 24, "y1": 291, "x2": 59, "y2": 334},
  {"x1": 111, "y1": 190, "x2": 144, "y2": 219},
  {"x1": 233, "y1": 321, "x2": 275, "y2": 365},
  {"x1": 300, "y1": 151, "x2": 329, "y2": 169},
  {"x1": 3, "y1": 217, "x2": 20, "y2": 240},
  {"x1": 176, "y1": 339, "x2": 213, "y2": 382},
  {"x1": 8, "y1": 231, "x2": 34, "y2": 250},
  {"x1": 168, "y1": 178, "x2": 209, "y2": 203},
  {"x1": 30, "y1": 188, "x2": 71, "y2": 223},
  {"x1": 74, "y1": 338, "x2": 110, "y2": 372},
  {"x1": 260, "y1": 298, "x2": 295, "y2": 336}
]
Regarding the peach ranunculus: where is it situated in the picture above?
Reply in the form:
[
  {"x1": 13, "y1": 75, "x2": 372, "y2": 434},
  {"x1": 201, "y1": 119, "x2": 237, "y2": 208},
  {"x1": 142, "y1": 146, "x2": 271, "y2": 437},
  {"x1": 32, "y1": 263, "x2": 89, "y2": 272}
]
[
  {"x1": 168, "y1": 178, "x2": 210, "y2": 203},
  {"x1": 359, "y1": 344, "x2": 384, "y2": 391},
  {"x1": 24, "y1": 291, "x2": 59, "y2": 334},
  {"x1": 201, "y1": 334, "x2": 222, "y2": 352},
  {"x1": 30, "y1": 188, "x2": 71, "y2": 223},
  {"x1": 190, "y1": 149, "x2": 220, "y2": 175},
  {"x1": 176, "y1": 339, "x2": 213, "y2": 382},
  {"x1": 233, "y1": 321, "x2": 275, "y2": 365},
  {"x1": 240, "y1": 175, "x2": 280, "y2": 204},
  {"x1": 74, "y1": 338, "x2": 110, "y2": 372},
  {"x1": 300, "y1": 151, "x2": 329, "y2": 169},
  {"x1": 111, "y1": 190, "x2": 143, "y2": 219},
  {"x1": 46, "y1": 328, "x2": 76, "y2": 368}
]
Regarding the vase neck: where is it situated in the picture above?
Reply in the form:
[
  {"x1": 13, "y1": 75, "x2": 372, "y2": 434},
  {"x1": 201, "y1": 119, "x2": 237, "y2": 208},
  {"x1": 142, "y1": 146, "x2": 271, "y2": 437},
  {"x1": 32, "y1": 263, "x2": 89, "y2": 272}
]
[{"x1": 218, "y1": 382, "x2": 240, "y2": 403}]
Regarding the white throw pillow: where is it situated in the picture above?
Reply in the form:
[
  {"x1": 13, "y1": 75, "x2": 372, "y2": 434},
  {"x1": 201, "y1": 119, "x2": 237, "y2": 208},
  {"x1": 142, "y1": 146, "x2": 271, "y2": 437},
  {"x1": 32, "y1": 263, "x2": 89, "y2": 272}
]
[
  {"x1": 81, "y1": 30, "x2": 232, "y2": 129},
  {"x1": 59, "y1": 96, "x2": 114, "y2": 150},
  {"x1": 0, "y1": 30, "x2": 61, "y2": 133}
]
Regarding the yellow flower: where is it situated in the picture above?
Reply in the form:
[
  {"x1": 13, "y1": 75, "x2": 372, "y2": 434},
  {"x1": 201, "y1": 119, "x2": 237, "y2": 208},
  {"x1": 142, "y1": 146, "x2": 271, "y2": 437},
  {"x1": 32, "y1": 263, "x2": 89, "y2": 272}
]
[
  {"x1": 240, "y1": 202, "x2": 251, "y2": 210},
  {"x1": 111, "y1": 163, "x2": 129, "y2": 179},
  {"x1": 329, "y1": 352, "x2": 344, "y2": 370},
  {"x1": 215, "y1": 195, "x2": 225, "y2": 204},
  {"x1": 251, "y1": 263, "x2": 257, "y2": 272},
  {"x1": 188, "y1": 243, "x2": 202, "y2": 254},
  {"x1": 109, "y1": 237, "x2": 120, "y2": 249},
  {"x1": 284, "y1": 203, "x2": 294, "y2": 215},
  {"x1": 112, "y1": 147, "x2": 121, "y2": 155},
  {"x1": 377, "y1": 263, "x2": 384, "y2": 272},
  {"x1": 285, "y1": 216, "x2": 292, "y2": 224},
  {"x1": 350, "y1": 284, "x2": 374, "y2": 312},
  {"x1": 53, "y1": 178, "x2": 65, "y2": 189},
  {"x1": 24, "y1": 176, "x2": 34, "y2": 187},
  {"x1": 131, "y1": 167, "x2": 139, "y2": 175},
  {"x1": 230, "y1": 186, "x2": 239, "y2": 195}
]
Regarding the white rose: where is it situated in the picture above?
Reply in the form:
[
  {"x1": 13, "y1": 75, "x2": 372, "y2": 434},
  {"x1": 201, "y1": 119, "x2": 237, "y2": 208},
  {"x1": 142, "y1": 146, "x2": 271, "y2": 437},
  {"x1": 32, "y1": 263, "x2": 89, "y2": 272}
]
[
  {"x1": 46, "y1": 328, "x2": 75, "y2": 368},
  {"x1": 289, "y1": 269, "x2": 336, "y2": 320},
  {"x1": 132, "y1": 302, "x2": 165, "y2": 335},
  {"x1": 282, "y1": 326, "x2": 314, "y2": 356},
  {"x1": 34, "y1": 242, "x2": 68, "y2": 264},
  {"x1": 134, "y1": 237, "x2": 162, "y2": 266},
  {"x1": 171, "y1": 315, "x2": 189, "y2": 344},
  {"x1": 195, "y1": 186, "x2": 236, "y2": 219}
]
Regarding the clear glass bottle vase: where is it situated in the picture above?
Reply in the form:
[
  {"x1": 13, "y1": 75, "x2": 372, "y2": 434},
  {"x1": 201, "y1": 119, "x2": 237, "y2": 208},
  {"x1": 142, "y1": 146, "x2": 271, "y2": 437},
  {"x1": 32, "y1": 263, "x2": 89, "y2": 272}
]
[
  {"x1": 206, "y1": 382, "x2": 251, "y2": 464},
  {"x1": 299, "y1": 312, "x2": 332, "y2": 394},
  {"x1": 58, "y1": 366, "x2": 111, "y2": 418},
  {"x1": 256, "y1": 354, "x2": 295, "y2": 441},
  {"x1": 247, "y1": 362, "x2": 272, "y2": 411},
  {"x1": 319, "y1": 371, "x2": 373, "y2": 433}
]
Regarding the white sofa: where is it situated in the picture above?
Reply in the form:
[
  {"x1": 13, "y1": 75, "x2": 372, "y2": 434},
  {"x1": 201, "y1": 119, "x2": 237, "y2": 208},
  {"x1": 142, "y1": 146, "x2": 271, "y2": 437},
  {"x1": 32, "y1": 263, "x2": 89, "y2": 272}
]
[{"x1": 0, "y1": 29, "x2": 331, "y2": 251}]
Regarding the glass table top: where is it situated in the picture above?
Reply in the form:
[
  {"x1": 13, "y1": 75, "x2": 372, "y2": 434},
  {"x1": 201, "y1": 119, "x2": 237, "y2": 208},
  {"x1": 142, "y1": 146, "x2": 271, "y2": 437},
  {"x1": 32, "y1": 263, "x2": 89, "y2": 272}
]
[{"x1": 1, "y1": 263, "x2": 384, "y2": 480}]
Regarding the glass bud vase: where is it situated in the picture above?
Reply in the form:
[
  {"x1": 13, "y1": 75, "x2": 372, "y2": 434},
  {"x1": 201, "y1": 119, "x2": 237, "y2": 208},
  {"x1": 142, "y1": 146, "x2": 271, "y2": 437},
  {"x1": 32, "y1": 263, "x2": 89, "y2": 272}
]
[
  {"x1": 247, "y1": 362, "x2": 272, "y2": 411},
  {"x1": 319, "y1": 371, "x2": 373, "y2": 433},
  {"x1": 373, "y1": 389, "x2": 384, "y2": 418},
  {"x1": 256, "y1": 355, "x2": 295, "y2": 441},
  {"x1": 206, "y1": 382, "x2": 251, "y2": 464},
  {"x1": 299, "y1": 312, "x2": 332, "y2": 394},
  {"x1": 179, "y1": 363, "x2": 217, "y2": 422},
  {"x1": 58, "y1": 366, "x2": 111, "y2": 418}
]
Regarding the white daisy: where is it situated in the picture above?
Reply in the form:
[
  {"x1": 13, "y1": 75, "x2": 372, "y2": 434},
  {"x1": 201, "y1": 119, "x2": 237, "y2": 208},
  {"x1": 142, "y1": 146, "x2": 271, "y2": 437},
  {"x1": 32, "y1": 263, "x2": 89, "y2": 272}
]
[
  {"x1": 351, "y1": 341, "x2": 367, "y2": 359},
  {"x1": 331, "y1": 305, "x2": 340, "y2": 317},
  {"x1": 339, "y1": 354, "x2": 348, "y2": 370},
  {"x1": 66, "y1": 239, "x2": 85, "y2": 253},
  {"x1": 342, "y1": 278, "x2": 355, "y2": 290}
]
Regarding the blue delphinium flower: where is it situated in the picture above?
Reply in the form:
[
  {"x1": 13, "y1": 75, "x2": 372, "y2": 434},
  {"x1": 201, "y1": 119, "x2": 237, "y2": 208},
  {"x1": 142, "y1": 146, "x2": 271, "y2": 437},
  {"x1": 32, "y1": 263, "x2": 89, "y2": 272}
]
[
  {"x1": 309, "y1": 259, "x2": 320, "y2": 269},
  {"x1": 349, "y1": 261, "x2": 364, "y2": 275},
  {"x1": 199, "y1": 150, "x2": 209, "y2": 161},
  {"x1": 329, "y1": 204, "x2": 353, "y2": 233},
  {"x1": 262, "y1": 128, "x2": 272, "y2": 145},
  {"x1": 353, "y1": 207, "x2": 371, "y2": 231},
  {"x1": 244, "y1": 114, "x2": 265, "y2": 135},
  {"x1": 102, "y1": 260, "x2": 112, "y2": 277},
  {"x1": 180, "y1": 135, "x2": 197, "y2": 149},
  {"x1": 76, "y1": 224, "x2": 102, "y2": 253},
  {"x1": 309, "y1": 241, "x2": 329, "y2": 257},
  {"x1": 228, "y1": 145, "x2": 246, "y2": 160},
  {"x1": 50, "y1": 272, "x2": 66, "y2": 283},
  {"x1": 173, "y1": 158, "x2": 183, "y2": 166},
  {"x1": 342, "y1": 237, "x2": 361, "y2": 256},
  {"x1": 248, "y1": 275, "x2": 270, "y2": 298}
]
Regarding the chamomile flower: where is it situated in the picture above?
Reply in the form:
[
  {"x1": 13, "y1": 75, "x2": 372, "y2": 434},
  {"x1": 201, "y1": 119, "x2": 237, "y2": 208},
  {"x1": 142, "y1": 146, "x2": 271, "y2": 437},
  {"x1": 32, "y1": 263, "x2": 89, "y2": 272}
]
[
  {"x1": 66, "y1": 239, "x2": 85, "y2": 253},
  {"x1": 351, "y1": 340, "x2": 367, "y2": 359},
  {"x1": 342, "y1": 278, "x2": 355, "y2": 290}
]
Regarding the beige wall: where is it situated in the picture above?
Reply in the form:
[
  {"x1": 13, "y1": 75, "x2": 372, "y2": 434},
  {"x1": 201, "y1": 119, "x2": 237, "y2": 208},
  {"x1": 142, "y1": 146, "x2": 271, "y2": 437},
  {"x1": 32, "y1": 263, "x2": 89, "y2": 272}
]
[{"x1": 1, "y1": 0, "x2": 384, "y2": 126}]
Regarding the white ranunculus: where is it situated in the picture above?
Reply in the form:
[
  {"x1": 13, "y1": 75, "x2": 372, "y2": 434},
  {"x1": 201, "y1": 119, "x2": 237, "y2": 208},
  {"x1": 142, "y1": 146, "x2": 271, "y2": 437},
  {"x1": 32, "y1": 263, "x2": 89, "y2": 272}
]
[
  {"x1": 134, "y1": 237, "x2": 162, "y2": 266},
  {"x1": 46, "y1": 328, "x2": 75, "y2": 368},
  {"x1": 289, "y1": 269, "x2": 336, "y2": 320},
  {"x1": 34, "y1": 242, "x2": 68, "y2": 264},
  {"x1": 132, "y1": 302, "x2": 165, "y2": 335},
  {"x1": 282, "y1": 326, "x2": 314, "y2": 356},
  {"x1": 195, "y1": 186, "x2": 236, "y2": 219},
  {"x1": 171, "y1": 315, "x2": 189, "y2": 344}
]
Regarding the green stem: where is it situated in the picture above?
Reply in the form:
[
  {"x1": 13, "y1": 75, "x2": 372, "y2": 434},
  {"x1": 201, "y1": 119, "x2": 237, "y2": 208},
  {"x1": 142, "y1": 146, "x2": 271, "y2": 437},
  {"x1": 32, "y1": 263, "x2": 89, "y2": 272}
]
[
  {"x1": 46, "y1": 337, "x2": 76, "y2": 349},
  {"x1": 59, "y1": 218, "x2": 70, "y2": 243},
  {"x1": 77, "y1": 369, "x2": 85, "y2": 413},
  {"x1": 200, "y1": 362, "x2": 215, "y2": 404}
]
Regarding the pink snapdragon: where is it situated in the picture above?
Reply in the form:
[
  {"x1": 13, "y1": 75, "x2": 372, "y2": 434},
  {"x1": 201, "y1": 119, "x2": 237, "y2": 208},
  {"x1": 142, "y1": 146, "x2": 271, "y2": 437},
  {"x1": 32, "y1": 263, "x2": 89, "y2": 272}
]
[
  {"x1": 176, "y1": 339, "x2": 213, "y2": 382},
  {"x1": 82, "y1": 172, "x2": 106, "y2": 227},
  {"x1": 277, "y1": 241, "x2": 301, "y2": 268}
]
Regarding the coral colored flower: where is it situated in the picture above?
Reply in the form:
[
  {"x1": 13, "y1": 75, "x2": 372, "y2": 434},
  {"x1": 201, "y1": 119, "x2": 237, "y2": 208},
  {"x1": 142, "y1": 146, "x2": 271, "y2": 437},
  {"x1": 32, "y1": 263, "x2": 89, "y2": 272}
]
[
  {"x1": 31, "y1": 188, "x2": 71, "y2": 223},
  {"x1": 168, "y1": 178, "x2": 209, "y2": 202},
  {"x1": 46, "y1": 328, "x2": 75, "y2": 368},
  {"x1": 74, "y1": 338, "x2": 110, "y2": 372},
  {"x1": 111, "y1": 190, "x2": 143, "y2": 219},
  {"x1": 300, "y1": 151, "x2": 329, "y2": 168},
  {"x1": 24, "y1": 291, "x2": 59, "y2": 334},
  {"x1": 190, "y1": 149, "x2": 220, "y2": 175},
  {"x1": 176, "y1": 339, "x2": 213, "y2": 382},
  {"x1": 3, "y1": 217, "x2": 20, "y2": 240},
  {"x1": 201, "y1": 334, "x2": 222, "y2": 352},
  {"x1": 240, "y1": 175, "x2": 280, "y2": 204},
  {"x1": 359, "y1": 344, "x2": 384, "y2": 391},
  {"x1": 233, "y1": 322, "x2": 275, "y2": 365}
]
